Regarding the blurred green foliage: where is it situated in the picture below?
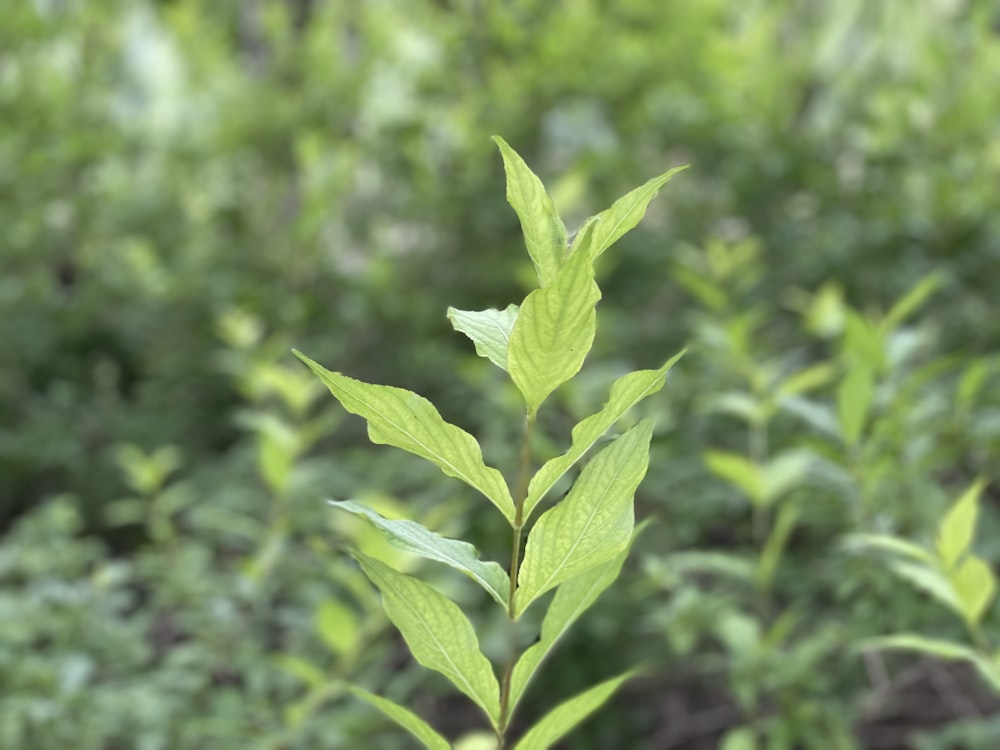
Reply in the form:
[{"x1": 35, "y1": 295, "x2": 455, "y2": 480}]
[{"x1": 2, "y1": 0, "x2": 999, "y2": 747}]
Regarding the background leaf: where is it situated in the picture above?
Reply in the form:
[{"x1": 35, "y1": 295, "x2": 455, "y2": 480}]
[
  {"x1": 936, "y1": 479, "x2": 986, "y2": 570},
  {"x1": 315, "y1": 599, "x2": 361, "y2": 656},
  {"x1": 837, "y1": 364, "x2": 875, "y2": 446},
  {"x1": 951, "y1": 556, "x2": 996, "y2": 626}
]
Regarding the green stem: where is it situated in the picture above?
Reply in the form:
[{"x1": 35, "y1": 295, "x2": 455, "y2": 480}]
[{"x1": 497, "y1": 409, "x2": 536, "y2": 745}]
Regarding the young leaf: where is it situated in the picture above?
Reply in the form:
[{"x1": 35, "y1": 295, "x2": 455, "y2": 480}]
[
  {"x1": 330, "y1": 500, "x2": 510, "y2": 607},
  {"x1": 493, "y1": 136, "x2": 567, "y2": 288},
  {"x1": 936, "y1": 479, "x2": 986, "y2": 571},
  {"x1": 295, "y1": 351, "x2": 515, "y2": 522},
  {"x1": 951, "y1": 556, "x2": 996, "y2": 626},
  {"x1": 510, "y1": 543, "x2": 631, "y2": 713},
  {"x1": 837, "y1": 364, "x2": 874, "y2": 446},
  {"x1": 512, "y1": 670, "x2": 635, "y2": 750},
  {"x1": 347, "y1": 685, "x2": 452, "y2": 750},
  {"x1": 523, "y1": 352, "x2": 684, "y2": 521},
  {"x1": 573, "y1": 166, "x2": 688, "y2": 261},
  {"x1": 447, "y1": 305, "x2": 519, "y2": 371},
  {"x1": 355, "y1": 554, "x2": 501, "y2": 724},
  {"x1": 508, "y1": 242, "x2": 601, "y2": 414},
  {"x1": 514, "y1": 420, "x2": 653, "y2": 617}
]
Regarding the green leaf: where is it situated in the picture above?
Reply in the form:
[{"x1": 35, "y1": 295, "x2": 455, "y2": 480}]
[
  {"x1": 274, "y1": 654, "x2": 327, "y2": 688},
  {"x1": 510, "y1": 542, "x2": 632, "y2": 713},
  {"x1": 355, "y1": 554, "x2": 501, "y2": 724},
  {"x1": 883, "y1": 272, "x2": 943, "y2": 332},
  {"x1": 315, "y1": 599, "x2": 360, "y2": 656},
  {"x1": 888, "y1": 559, "x2": 961, "y2": 615},
  {"x1": 862, "y1": 634, "x2": 981, "y2": 664},
  {"x1": 704, "y1": 451, "x2": 763, "y2": 505},
  {"x1": 348, "y1": 685, "x2": 452, "y2": 750},
  {"x1": 447, "y1": 305, "x2": 519, "y2": 371},
  {"x1": 720, "y1": 728, "x2": 758, "y2": 750},
  {"x1": 842, "y1": 312, "x2": 884, "y2": 369},
  {"x1": 837, "y1": 364, "x2": 874, "y2": 445},
  {"x1": 761, "y1": 450, "x2": 814, "y2": 505},
  {"x1": 936, "y1": 479, "x2": 986, "y2": 571},
  {"x1": 330, "y1": 500, "x2": 510, "y2": 607},
  {"x1": 512, "y1": 670, "x2": 635, "y2": 750},
  {"x1": 573, "y1": 166, "x2": 688, "y2": 261},
  {"x1": 508, "y1": 243, "x2": 601, "y2": 414},
  {"x1": 777, "y1": 362, "x2": 837, "y2": 397},
  {"x1": 514, "y1": 420, "x2": 652, "y2": 617},
  {"x1": 843, "y1": 533, "x2": 935, "y2": 565},
  {"x1": 295, "y1": 351, "x2": 515, "y2": 522},
  {"x1": 523, "y1": 352, "x2": 684, "y2": 520},
  {"x1": 951, "y1": 556, "x2": 996, "y2": 626},
  {"x1": 493, "y1": 136, "x2": 567, "y2": 288}
]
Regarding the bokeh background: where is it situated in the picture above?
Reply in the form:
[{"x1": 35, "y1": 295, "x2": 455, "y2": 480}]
[{"x1": 3, "y1": 1, "x2": 1000, "y2": 748}]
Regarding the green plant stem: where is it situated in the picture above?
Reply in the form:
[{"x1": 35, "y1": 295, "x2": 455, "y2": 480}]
[
  {"x1": 497, "y1": 409, "x2": 537, "y2": 746},
  {"x1": 749, "y1": 414, "x2": 769, "y2": 545}
]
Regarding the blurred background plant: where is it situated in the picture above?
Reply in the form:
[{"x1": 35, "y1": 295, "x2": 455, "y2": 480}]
[{"x1": 2, "y1": 0, "x2": 999, "y2": 747}]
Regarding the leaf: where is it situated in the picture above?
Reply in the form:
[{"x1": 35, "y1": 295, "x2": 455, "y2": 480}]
[
  {"x1": 936, "y1": 479, "x2": 986, "y2": 571},
  {"x1": 761, "y1": 450, "x2": 814, "y2": 504},
  {"x1": 573, "y1": 166, "x2": 688, "y2": 261},
  {"x1": 842, "y1": 311, "x2": 884, "y2": 369},
  {"x1": 837, "y1": 364, "x2": 874, "y2": 445},
  {"x1": 514, "y1": 421, "x2": 652, "y2": 617},
  {"x1": 862, "y1": 634, "x2": 981, "y2": 664},
  {"x1": 512, "y1": 670, "x2": 635, "y2": 750},
  {"x1": 951, "y1": 556, "x2": 996, "y2": 626},
  {"x1": 447, "y1": 305, "x2": 519, "y2": 371},
  {"x1": 508, "y1": 243, "x2": 601, "y2": 414},
  {"x1": 330, "y1": 500, "x2": 510, "y2": 607},
  {"x1": 883, "y1": 272, "x2": 943, "y2": 331},
  {"x1": 493, "y1": 136, "x2": 567, "y2": 288},
  {"x1": 315, "y1": 599, "x2": 360, "y2": 656},
  {"x1": 355, "y1": 554, "x2": 501, "y2": 724},
  {"x1": 509, "y1": 542, "x2": 632, "y2": 713},
  {"x1": 348, "y1": 685, "x2": 452, "y2": 750},
  {"x1": 720, "y1": 728, "x2": 758, "y2": 750},
  {"x1": 274, "y1": 654, "x2": 327, "y2": 688},
  {"x1": 705, "y1": 391, "x2": 766, "y2": 425},
  {"x1": 295, "y1": 351, "x2": 515, "y2": 522},
  {"x1": 523, "y1": 352, "x2": 683, "y2": 521},
  {"x1": 888, "y1": 559, "x2": 961, "y2": 616},
  {"x1": 704, "y1": 451, "x2": 763, "y2": 505},
  {"x1": 843, "y1": 533, "x2": 935, "y2": 565},
  {"x1": 777, "y1": 362, "x2": 837, "y2": 397}
]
